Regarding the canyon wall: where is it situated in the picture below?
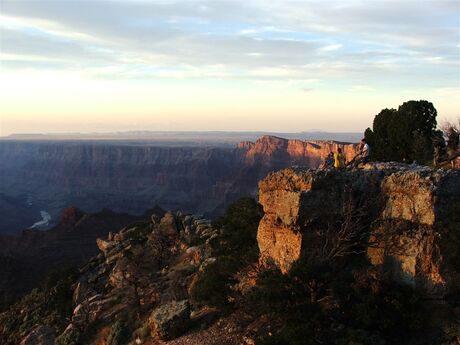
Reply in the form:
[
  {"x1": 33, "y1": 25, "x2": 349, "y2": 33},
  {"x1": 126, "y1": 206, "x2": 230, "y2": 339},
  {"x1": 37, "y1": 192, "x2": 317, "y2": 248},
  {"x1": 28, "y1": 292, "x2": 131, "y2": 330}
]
[
  {"x1": 0, "y1": 207, "x2": 141, "y2": 299},
  {"x1": 0, "y1": 136, "x2": 358, "y2": 233},
  {"x1": 257, "y1": 163, "x2": 460, "y2": 297}
]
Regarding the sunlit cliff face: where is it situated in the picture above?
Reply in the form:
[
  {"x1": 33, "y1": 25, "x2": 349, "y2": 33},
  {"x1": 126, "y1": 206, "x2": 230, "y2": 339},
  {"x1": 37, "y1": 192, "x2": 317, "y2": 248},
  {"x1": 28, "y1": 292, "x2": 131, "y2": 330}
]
[{"x1": 257, "y1": 165, "x2": 460, "y2": 297}]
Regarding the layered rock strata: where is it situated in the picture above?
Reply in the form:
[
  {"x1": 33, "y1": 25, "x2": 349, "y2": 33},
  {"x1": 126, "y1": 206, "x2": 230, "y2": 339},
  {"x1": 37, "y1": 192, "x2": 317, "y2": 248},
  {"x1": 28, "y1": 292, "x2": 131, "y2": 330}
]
[{"x1": 0, "y1": 136, "x2": 359, "y2": 233}]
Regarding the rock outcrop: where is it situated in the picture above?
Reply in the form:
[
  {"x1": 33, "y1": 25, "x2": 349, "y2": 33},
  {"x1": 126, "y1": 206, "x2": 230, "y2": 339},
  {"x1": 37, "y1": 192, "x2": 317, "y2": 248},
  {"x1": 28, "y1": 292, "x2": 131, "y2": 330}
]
[
  {"x1": 52, "y1": 211, "x2": 218, "y2": 344},
  {"x1": 257, "y1": 163, "x2": 460, "y2": 297},
  {"x1": 0, "y1": 206, "x2": 268, "y2": 345},
  {"x1": 241, "y1": 135, "x2": 358, "y2": 166}
]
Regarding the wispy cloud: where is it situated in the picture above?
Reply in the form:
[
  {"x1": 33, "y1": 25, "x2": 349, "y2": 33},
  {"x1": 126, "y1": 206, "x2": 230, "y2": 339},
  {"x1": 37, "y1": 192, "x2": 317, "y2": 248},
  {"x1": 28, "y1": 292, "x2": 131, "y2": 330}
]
[
  {"x1": 1, "y1": 0, "x2": 457, "y2": 84},
  {"x1": 0, "y1": 0, "x2": 458, "y2": 135},
  {"x1": 319, "y1": 44, "x2": 343, "y2": 52}
]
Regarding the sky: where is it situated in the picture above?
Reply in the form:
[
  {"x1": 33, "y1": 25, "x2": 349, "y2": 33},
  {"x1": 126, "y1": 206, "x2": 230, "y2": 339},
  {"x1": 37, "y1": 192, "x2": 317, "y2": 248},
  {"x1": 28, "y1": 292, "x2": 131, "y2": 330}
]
[{"x1": 0, "y1": 0, "x2": 459, "y2": 136}]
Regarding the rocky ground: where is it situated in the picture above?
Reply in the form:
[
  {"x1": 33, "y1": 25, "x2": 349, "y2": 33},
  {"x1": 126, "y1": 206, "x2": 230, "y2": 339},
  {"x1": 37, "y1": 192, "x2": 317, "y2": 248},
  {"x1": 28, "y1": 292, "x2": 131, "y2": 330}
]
[{"x1": 0, "y1": 205, "x2": 269, "y2": 345}]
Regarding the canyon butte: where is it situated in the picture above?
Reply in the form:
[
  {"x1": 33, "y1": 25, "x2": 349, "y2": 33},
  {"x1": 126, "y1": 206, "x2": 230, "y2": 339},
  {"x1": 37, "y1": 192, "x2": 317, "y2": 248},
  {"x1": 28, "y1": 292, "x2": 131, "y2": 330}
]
[{"x1": 0, "y1": 161, "x2": 458, "y2": 345}]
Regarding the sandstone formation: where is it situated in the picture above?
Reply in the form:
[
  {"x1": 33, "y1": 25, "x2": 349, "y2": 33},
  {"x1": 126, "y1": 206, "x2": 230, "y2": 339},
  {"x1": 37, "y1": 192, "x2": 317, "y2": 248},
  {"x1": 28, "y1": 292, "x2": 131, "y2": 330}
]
[
  {"x1": 0, "y1": 136, "x2": 359, "y2": 234},
  {"x1": 240, "y1": 136, "x2": 357, "y2": 166},
  {"x1": 257, "y1": 163, "x2": 460, "y2": 297}
]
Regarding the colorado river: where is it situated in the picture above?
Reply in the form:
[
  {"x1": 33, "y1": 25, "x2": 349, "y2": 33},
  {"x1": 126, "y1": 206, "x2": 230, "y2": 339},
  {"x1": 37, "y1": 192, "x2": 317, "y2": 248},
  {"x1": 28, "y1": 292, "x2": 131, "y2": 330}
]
[{"x1": 29, "y1": 211, "x2": 52, "y2": 229}]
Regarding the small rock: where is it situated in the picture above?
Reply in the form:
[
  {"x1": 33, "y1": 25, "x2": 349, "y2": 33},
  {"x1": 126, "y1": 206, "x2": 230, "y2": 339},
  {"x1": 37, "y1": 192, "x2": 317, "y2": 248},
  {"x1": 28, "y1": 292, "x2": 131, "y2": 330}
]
[
  {"x1": 243, "y1": 336, "x2": 256, "y2": 345},
  {"x1": 114, "y1": 232, "x2": 125, "y2": 242},
  {"x1": 199, "y1": 257, "x2": 216, "y2": 272},
  {"x1": 20, "y1": 326, "x2": 54, "y2": 345},
  {"x1": 96, "y1": 238, "x2": 115, "y2": 255},
  {"x1": 186, "y1": 246, "x2": 202, "y2": 264}
]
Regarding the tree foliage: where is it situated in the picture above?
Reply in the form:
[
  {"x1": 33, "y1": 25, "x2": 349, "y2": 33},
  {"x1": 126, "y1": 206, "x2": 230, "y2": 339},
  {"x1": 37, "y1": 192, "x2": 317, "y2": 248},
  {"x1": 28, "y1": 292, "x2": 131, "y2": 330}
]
[
  {"x1": 364, "y1": 100, "x2": 438, "y2": 163},
  {"x1": 191, "y1": 197, "x2": 263, "y2": 309}
]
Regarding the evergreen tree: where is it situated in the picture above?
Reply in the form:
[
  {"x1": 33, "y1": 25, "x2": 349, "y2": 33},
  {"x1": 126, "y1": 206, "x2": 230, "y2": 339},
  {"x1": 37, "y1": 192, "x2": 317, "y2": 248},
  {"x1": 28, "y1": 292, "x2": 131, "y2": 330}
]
[{"x1": 364, "y1": 100, "x2": 437, "y2": 163}]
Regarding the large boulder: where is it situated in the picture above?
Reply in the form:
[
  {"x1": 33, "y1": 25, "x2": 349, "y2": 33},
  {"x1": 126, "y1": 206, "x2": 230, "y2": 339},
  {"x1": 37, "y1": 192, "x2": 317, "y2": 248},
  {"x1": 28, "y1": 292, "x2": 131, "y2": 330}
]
[
  {"x1": 257, "y1": 164, "x2": 460, "y2": 297},
  {"x1": 149, "y1": 300, "x2": 191, "y2": 340}
]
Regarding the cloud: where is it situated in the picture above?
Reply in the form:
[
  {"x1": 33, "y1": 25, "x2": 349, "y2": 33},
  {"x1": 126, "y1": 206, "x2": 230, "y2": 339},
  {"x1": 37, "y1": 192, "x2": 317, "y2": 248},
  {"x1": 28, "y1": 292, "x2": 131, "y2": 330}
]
[
  {"x1": 319, "y1": 44, "x2": 343, "y2": 52},
  {"x1": 0, "y1": 0, "x2": 458, "y2": 86}
]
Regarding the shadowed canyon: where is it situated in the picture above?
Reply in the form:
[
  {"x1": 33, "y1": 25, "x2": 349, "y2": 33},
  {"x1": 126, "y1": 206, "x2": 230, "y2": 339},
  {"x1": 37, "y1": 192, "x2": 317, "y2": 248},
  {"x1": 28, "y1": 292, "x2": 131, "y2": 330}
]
[{"x1": 0, "y1": 136, "x2": 358, "y2": 234}]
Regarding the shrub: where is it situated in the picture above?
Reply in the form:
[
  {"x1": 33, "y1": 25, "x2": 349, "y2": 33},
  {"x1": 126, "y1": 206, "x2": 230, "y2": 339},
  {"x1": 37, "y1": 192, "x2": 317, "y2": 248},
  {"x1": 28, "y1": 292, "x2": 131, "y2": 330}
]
[
  {"x1": 212, "y1": 196, "x2": 263, "y2": 258},
  {"x1": 132, "y1": 321, "x2": 151, "y2": 341},
  {"x1": 127, "y1": 224, "x2": 151, "y2": 244},
  {"x1": 191, "y1": 257, "x2": 238, "y2": 309},
  {"x1": 191, "y1": 197, "x2": 263, "y2": 309},
  {"x1": 0, "y1": 267, "x2": 78, "y2": 345},
  {"x1": 107, "y1": 320, "x2": 128, "y2": 345},
  {"x1": 55, "y1": 328, "x2": 80, "y2": 345},
  {"x1": 250, "y1": 261, "x2": 430, "y2": 345}
]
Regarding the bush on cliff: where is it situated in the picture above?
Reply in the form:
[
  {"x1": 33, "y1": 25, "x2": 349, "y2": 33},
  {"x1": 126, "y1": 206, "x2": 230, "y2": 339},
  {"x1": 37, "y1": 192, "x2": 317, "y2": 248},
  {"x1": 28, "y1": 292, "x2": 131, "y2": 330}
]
[
  {"x1": 212, "y1": 196, "x2": 264, "y2": 258},
  {"x1": 247, "y1": 199, "x2": 431, "y2": 345},
  {"x1": 0, "y1": 267, "x2": 77, "y2": 345},
  {"x1": 106, "y1": 320, "x2": 128, "y2": 345},
  {"x1": 191, "y1": 197, "x2": 263, "y2": 309},
  {"x1": 251, "y1": 260, "x2": 429, "y2": 345},
  {"x1": 364, "y1": 100, "x2": 438, "y2": 163}
]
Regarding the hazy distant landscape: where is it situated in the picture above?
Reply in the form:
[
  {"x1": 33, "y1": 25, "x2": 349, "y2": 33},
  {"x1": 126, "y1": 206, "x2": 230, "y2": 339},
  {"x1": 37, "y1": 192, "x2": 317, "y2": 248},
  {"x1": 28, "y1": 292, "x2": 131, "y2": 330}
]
[
  {"x1": 0, "y1": 134, "x2": 359, "y2": 234},
  {"x1": 1, "y1": 130, "x2": 363, "y2": 145}
]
